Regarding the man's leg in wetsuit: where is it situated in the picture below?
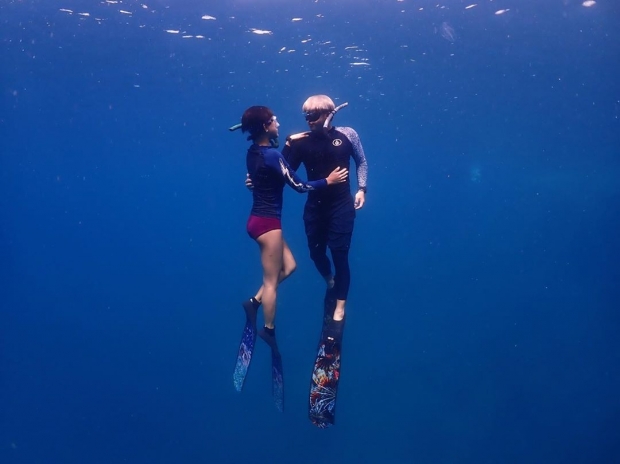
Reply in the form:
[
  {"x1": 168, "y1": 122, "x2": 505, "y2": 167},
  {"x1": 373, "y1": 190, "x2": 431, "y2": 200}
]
[
  {"x1": 304, "y1": 203, "x2": 333, "y2": 284},
  {"x1": 330, "y1": 247, "x2": 351, "y2": 321},
  {"x1": 304, "y1": 203, "x2": 338, "y2": 321},
  {"x1": 328, "y1": 201, "x2": 355, "y2": 321}
]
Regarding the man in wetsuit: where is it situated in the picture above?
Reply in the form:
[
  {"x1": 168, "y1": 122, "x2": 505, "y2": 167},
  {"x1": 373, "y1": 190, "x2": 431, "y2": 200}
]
[{"x1": 282, "y1": 95, "x2": 368, "y2": 322}]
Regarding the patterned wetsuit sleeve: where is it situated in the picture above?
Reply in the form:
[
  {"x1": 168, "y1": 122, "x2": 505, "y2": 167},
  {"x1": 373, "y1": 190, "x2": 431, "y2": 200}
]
[
  {"x1": 264, "y1": 148, "x2": 327, "y2": 192},
  {"x1": 338, "y1": 127, "x2": 368, "y2": 190}
]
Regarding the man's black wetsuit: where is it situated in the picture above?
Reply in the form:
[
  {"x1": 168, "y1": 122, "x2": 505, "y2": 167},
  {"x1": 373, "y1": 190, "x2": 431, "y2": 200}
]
[{"x1": 282, "y1": 126, "x2": 368, "y2": 302}]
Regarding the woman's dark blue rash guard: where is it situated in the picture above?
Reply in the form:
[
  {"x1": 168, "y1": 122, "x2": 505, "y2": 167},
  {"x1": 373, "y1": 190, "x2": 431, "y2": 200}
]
[{"x1": 247, "y1": 145, "x2": 328, "y2": 219}]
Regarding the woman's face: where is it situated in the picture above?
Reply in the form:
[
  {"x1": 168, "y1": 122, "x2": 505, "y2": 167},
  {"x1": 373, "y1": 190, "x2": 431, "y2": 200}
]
[{"x1": 265, "y1": 115, "x2": 280, "y2": 137}]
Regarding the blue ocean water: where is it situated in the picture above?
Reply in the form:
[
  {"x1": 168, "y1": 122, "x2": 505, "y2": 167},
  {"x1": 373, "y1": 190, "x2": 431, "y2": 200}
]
[{"x1": 1, "y1": 0, "x2": 618, "y2": 463}]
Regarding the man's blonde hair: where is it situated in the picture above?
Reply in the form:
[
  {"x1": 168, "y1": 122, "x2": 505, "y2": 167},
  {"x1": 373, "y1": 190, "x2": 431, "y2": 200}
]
[{"x1": 302, "y1": 95, "x2": 335, "y2": 113}]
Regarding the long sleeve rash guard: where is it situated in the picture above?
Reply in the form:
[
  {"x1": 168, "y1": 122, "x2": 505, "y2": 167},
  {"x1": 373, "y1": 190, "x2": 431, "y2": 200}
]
[{"x1": 247, "y1": 145, "x2": 327, "y2": 219}]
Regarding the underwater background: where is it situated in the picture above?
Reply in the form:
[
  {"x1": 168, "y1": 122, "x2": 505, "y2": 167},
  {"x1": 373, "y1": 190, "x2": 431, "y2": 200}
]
[{"x1": 1, "y1": 0, "x2": 618, "y2": 463}]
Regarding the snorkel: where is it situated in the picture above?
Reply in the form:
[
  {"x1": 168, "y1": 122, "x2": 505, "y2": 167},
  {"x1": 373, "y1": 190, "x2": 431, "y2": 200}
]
[
  {"x1": 323, "y1": 102, "x2": 349, "y2": 129},
  {"x1": 229, "y1": 123, "x2": 279, "y2": 148}
]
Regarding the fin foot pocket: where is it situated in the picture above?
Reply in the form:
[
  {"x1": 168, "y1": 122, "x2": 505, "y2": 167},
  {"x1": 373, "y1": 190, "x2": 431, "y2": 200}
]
[
  {"x1": 259, "y1": 327, "x2": 279, "y2": 353},
  {"x1": 242, "y1": 298, "x2": 259, "y2": 329}
]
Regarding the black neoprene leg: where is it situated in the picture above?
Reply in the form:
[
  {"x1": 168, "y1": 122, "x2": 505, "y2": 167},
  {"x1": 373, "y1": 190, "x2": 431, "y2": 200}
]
[
  {"x1": 307, "y1": 220, "x2": 332, "y2": 279},
  {"x1": 309, "y1": 242, "x2": 332, "y2": 278},
  {"x1": 330, "y1": 247, "x2": 350, "y2": 301}
]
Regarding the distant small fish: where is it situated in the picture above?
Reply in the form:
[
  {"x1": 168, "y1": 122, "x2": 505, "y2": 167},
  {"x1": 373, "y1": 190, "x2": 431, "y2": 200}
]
[
  {"x1": 59, "y1": 8, "x2": 73, "y2": 13},
  {"x1": 465, "y1": 4, "x2": 477, "y2": 9},
  {"x1": 582, "y1": 0, "x2": 596, "y2": 6},
  {"x1": 249, "y1": 28, "x2": 273, "y2": 35},
  {"x1": 202, "y1": 15, "x2": 216, "y2": 20},
  {"x1": 350, "y1": 62, "x2": 370, "y2": 66},
  {"x1": 165, "y1": 29, "x2": 180, "y2": 34},
  {"x1": 495, "y1": 9, "x2": 510, "y2": 15},
  {"x1": 292, "y1": 18, "x2": 302, "y2": 22}
]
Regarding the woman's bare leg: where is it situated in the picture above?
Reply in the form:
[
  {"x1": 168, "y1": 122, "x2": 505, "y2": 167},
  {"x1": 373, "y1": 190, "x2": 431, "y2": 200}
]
[
  {"x1": 279, "y1": 239, "x2": 297, "y2": 282},
  {"x1": 256, "y1": 229, "x2": 284, "y2": 329},
  {"x1": 254, "y1": 238, "x2": 296, "y2": 303}
]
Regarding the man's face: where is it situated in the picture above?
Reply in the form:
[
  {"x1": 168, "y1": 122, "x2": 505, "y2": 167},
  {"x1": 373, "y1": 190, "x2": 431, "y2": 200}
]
[{"x1": 305, "y1": 110, "x2": 330, "y2": 132}]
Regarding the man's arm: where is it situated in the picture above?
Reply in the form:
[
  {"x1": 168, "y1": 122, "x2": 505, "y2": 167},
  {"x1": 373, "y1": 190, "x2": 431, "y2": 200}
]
[
  {"x1": 245, "y1": 172, "x2": 253, "y2": 190},
  {"x1": 282, "y1": 132, "x2": 309, "y2": 171},
  {"x1": 340, "y1": 127, "x2": 368, "y2": 209}
]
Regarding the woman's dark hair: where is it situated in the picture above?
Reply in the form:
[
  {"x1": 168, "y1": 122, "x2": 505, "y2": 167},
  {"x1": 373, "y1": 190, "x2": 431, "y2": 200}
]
[{"x1": 241, "y1": 106, "x2": 273, "y2": 139}]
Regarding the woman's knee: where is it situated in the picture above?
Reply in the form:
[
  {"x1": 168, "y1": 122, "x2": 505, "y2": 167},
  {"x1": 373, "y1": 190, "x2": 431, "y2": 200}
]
[
  {"x1": 283, "y1": 259, "x2": 297, "y2": 277},
  {"x1": 286, "y1": 261, "x2": 297, "y2": 277},
  {"x1": 262, "y1": 278, "x2": 278, "y2": 292}
]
